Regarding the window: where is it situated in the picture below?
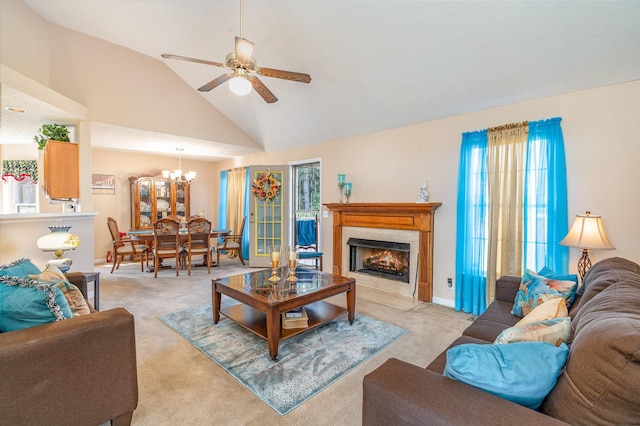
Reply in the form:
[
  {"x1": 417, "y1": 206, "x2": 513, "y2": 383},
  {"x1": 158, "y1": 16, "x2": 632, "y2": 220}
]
[
  {"x1": 292, "y1": 161, "x2": 321, "y2": 219},
  {"x1": 455, "y1": 118, "x2": 568, "y2": 315},
  {"x1": 1, "y1": 160, "x2": 38, "y2": 214},
  {"x1": 292, "y1": 161, "x2": 321, "y2": 267}
]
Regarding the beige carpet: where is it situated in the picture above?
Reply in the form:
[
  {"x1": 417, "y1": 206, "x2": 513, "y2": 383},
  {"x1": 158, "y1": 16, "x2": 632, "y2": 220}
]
[{"x1": 96, "y1": 256, "x2": 471, "y2": 425}]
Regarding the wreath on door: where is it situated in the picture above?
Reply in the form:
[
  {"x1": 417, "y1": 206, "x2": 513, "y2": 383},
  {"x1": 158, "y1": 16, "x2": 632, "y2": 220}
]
[{"x1": 252, "y1": 172, "x2": 281, "y2": 202}]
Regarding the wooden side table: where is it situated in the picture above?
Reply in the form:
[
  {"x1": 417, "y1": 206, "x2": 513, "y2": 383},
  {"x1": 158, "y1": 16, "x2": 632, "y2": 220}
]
[{"x1": 83, "y1": 272, "x2": 101, "y2": 310}]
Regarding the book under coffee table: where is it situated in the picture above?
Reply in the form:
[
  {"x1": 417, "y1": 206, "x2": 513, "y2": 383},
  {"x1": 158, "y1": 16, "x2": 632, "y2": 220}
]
[{"x1": 212, "y1": 267, "x2": 356, "y2": 360}]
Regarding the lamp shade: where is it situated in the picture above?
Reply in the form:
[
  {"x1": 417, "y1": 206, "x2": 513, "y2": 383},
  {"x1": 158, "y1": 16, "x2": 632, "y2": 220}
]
[
  {"x1": 229, "y1": 76, "x2": 252, "y2": 96},
  {"x1": 37, "y1": 226, "x2": 81, "y2": 252},
  {"x1": 559, "y1": 212, "x2": 614, "y2": 250}
]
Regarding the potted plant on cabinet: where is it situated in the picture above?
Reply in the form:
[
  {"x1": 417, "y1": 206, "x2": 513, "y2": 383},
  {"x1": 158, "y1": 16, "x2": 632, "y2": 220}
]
[{"x1": 33, "y1": 123, "x2": 70, "y2": 150}]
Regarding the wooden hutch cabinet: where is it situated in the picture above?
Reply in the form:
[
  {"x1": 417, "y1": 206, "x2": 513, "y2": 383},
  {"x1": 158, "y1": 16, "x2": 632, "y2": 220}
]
[
  {"x1": 129, "y1": 174, "x2": 190, "y2": 230},
  {"x1": 43, "y1": 140, "x2": 79, "y2": 199}
]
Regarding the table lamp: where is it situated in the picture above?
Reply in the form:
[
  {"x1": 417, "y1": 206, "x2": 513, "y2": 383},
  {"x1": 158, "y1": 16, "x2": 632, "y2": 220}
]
[
  {"x1": 559, "y1": 211, "x2": 614, "y2": 281},
  {"x1": 36, "y1": 225, "x2": 81, "y2": 272}
]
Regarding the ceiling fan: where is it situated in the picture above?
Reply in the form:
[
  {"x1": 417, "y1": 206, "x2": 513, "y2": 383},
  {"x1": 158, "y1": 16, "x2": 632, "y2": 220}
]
[{"x1": 161, "y1": 0, "x2": 311, "y2": 103}]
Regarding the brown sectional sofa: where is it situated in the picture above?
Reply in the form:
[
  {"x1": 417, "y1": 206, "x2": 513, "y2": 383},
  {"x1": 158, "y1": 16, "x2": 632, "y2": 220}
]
[
  {"x1": 363, "y1": 257, "x2": 640, "y2": 425},
  {"x1": 0, "y1": 272, "x2": 139, "y2": 426}
]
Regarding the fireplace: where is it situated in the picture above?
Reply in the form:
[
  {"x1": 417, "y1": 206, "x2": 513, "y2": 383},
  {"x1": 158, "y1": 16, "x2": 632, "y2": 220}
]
[
  {"x1": 325, "y1": 202, "x2": 441, "y2": 302},
  {"x1": 348, "y1": 238, "x2": 410, "y2": 283}
]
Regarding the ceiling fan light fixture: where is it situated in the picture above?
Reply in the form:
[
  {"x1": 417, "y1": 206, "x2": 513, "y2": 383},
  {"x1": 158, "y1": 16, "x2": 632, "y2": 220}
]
[{"x1": 229, "y1": 75, "x2": 252, "y2": 96}]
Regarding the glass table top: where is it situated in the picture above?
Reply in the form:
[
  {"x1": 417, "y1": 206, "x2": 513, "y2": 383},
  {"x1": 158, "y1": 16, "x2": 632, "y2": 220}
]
[{"x1": 215, "y1": 267, "x2": 352, "y2": 301}]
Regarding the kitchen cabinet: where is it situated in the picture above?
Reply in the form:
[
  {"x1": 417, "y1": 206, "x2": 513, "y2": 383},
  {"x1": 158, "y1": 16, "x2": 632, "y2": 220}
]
[{"x1": 43, "y1": 140, "x2": 79, "y2": 199}]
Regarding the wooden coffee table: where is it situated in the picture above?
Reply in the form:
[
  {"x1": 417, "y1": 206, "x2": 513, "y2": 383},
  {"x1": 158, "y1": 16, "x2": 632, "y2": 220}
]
[{"x1": 212, "y1": 267, "x2": 356, "y2": 360}]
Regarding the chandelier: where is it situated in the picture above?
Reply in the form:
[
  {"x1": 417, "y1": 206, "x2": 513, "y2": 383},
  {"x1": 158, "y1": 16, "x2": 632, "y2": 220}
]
[{"x1": 162, "y1": 148, "x2": 196, "y2": 183}]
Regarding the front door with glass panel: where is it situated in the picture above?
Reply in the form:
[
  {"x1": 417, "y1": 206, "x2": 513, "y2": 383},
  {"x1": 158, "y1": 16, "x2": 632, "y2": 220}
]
[{"x1": 248, "y1": 165, "x2": 289, "y2": 267}]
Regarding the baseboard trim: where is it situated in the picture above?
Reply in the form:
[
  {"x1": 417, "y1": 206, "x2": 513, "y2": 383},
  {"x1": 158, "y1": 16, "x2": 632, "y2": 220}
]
[{"x1": 432, "y1": 296, "x2": 454, "y2": 308}]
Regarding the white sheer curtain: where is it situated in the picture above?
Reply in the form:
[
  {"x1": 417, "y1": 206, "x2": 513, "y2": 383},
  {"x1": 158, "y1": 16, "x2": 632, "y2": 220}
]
[
  {"x1": 486, "y1": 122, "x2": 528, "y2": 302},
  {"x1": 227, "y1": 167, "x2": 247, "y2": 235}
]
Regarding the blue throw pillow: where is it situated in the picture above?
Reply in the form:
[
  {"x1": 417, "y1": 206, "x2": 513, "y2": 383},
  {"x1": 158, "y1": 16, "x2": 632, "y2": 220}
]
[
  {"x1": 444, "y1": 342, "x2": 569, "y2": 409},
  {"x1": 0, "y1": 258, "x2": 41, "y2": 278},
  {"x1": 537, "y1": 266, "x2": 579, "y2": 286},
  {"x1": 512, "y1": 269, "x2": 578, "y2": 317},
  {"x1": 0, "y1": 275, "x2": 73, "y2": 332}
]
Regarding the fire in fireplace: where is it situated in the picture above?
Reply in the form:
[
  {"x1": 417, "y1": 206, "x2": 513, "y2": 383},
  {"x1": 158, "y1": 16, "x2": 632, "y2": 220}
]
[{"x1": 347, "y1": 238, "x2": 410, "y2": 283}]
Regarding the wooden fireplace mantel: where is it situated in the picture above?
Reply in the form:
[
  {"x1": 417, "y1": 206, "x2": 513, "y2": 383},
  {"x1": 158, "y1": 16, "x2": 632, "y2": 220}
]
[{"x1": 324, "y1": 202, "x2": 441, "y2": 302}]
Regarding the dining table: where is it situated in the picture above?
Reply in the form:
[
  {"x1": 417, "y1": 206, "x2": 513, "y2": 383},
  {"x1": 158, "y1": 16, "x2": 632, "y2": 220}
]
[{"x1": 128, "y1": 228, "x2": 230, "y2": 271}]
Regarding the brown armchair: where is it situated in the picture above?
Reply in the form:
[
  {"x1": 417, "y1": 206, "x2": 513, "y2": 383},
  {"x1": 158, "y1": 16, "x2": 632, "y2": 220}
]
[
  {"x1": 0, "y1": 273, "x2": 139, "y2": 425},
  {"x1": 107, "y1": 217, "x2": 149, "y2": 273},
  {"x1": 216, "y1": 216, "x2": 246, "y2": 266}
]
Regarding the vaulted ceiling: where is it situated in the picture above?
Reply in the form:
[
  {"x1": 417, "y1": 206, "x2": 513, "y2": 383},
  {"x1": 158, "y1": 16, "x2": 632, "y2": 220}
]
[{"x1": 5, "y1": 1, "x2": 640, "y2": 160}]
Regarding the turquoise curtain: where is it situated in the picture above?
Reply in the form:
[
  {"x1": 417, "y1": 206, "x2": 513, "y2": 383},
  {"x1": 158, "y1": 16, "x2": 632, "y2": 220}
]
[
  {"x1": 218, "y1": 169, "x2": 250, "y2": 259},
  {"x1": 455, "y1": 118, "x2": 568, "y2": 315},
  {"x1": 218, "y1": 170, "x2": 229, "y2": 243},
  {"x1": 242, "y1": 169, "x2": 251, "y2": 260},
  {"x1": 524, "y1": 117, "x2": 569, "y2": 273},
  {"x1": 455, "y1": 130, "x2": 489, "y2": 315}
]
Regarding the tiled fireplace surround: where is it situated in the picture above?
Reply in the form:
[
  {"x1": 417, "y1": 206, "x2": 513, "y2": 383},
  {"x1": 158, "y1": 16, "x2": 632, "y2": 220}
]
[{"x1": 325, "y1": 203, "x2": 441, "y2": 302}]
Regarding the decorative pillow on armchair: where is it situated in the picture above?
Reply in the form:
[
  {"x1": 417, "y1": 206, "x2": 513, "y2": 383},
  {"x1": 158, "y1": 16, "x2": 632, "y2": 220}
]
[
  {"x1": 0, "y1": 275, "x2": 72, "y2": 332},
  {"x1": 29, "y1": 264, "x2": 91, "y2": 316},
  {"x1": 444, "y1": 341, "x2": 569, "y2": 409},
  {"x1": 512, "y1": 269, "x2": 578, "y2": 317},
  {"x1": 0, "y1": 258, "x2": 41, "y2": 278}
]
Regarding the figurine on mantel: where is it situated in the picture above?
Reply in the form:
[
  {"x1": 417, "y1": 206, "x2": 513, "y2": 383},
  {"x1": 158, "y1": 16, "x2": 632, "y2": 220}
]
[{"x1": 416, "y1": 180, "x2": 429, "y2": 203}]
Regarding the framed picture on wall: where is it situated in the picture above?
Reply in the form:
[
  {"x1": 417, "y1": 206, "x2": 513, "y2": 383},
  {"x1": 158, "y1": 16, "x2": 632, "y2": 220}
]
[{"x1": 92, "y1": 174, "x2": 115, "y2": 195}]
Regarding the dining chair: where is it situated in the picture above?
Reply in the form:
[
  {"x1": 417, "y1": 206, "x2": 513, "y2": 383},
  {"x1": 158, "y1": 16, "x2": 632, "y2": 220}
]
[
  {"x1": 152, "y1": 217, "x2": 184, "y2": 278},
  {"x1": 185, "y1": 217, "x2": 212, "y2": 275},
  {"x1": 216, "y1": 216, "x2": 246, "y2": 266},
  {"x1": 107, "y1": 217, "x2": 149, "y2": 273},
  {"x1": 295, "y1": 214, "x2": 323, "y2": 270}
]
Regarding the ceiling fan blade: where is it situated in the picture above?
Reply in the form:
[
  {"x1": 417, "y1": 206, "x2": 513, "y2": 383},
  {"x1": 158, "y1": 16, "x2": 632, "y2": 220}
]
[
  {"x1": 249, "y1": 76, "x2": 278, "y2": 103},
  {"x1": 161, "y1": 53, "x2": 226, "y2": 68},
  {"x1": 198, "y1": 73, "x2": 233, "y2": 92},
  {"x1": 235, "y1": 37, "x2": 254, "y2": 64},
  {"x1": 257, "y1": 67, "x2": 311, "y2": 83}
]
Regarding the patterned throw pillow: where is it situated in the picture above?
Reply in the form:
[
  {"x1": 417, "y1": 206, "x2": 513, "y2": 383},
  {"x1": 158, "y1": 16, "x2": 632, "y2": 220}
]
[
  {"x1": 516, "y1": 297, "x2": 568, "y2": 326},
  {"x1": 537, "y1": 266, "x2": 579, "y2": 287},
  {"x1": 494, "y1": 317, "x2": 571, "y2": 346},
  {"x1": 0, "y1": 258, "x2": 41, "y2": 278},
  {"x1": 512, "y1": 270, "x2": 578, "y2": 317},
  {"x1": 444, "y1": 342, "x2": 569, "y2": 409},
  {"x1": 0, "y1": 275, "x2": 72, "y2": 332},
  {"x1": 29, "y1": 264, "x2": 91, "y2": 316}
]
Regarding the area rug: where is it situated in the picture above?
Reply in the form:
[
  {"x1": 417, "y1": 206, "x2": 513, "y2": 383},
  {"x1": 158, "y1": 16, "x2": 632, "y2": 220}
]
[{"x1": 159, "y1": 302, "x2": 408, "y2": 415}]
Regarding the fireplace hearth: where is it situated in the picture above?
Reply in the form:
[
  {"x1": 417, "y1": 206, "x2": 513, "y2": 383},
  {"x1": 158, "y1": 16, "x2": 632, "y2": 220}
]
[{"x1": 348, "y1": 238, "x2": 410, "y2": 283}]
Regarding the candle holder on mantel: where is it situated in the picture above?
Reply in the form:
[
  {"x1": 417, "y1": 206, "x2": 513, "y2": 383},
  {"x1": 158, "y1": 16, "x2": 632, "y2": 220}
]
[
  {"x1": 268, "y1": 245, "x2": 281, "y2": 283},
  {"x1": 338, "y1": 174, "x2": 346, "y2": 203},
  {"x1": 287, "y1": 247, "x2": 298, "y2": 284},
  {"x1": 344, "y1": 182, "x2": 352, "y2": 204}
]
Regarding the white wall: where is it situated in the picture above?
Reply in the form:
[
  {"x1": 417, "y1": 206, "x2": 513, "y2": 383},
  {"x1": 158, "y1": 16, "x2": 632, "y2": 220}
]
[
  {"x1": 0, "y1": 213, "x2": 97, "y2": 272},
  {"x1": 208, "y1": 80, "x2": 640, "y2": 305}
]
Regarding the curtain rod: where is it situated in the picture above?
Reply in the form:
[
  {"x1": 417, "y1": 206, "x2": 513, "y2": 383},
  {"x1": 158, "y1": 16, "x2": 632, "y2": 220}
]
[
  {"x1": 487, "y1": 121, "x2": 528, "y2": 132},
  {"x1": 226, "y1": 166, "x2": 247, "y2": 172}
]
